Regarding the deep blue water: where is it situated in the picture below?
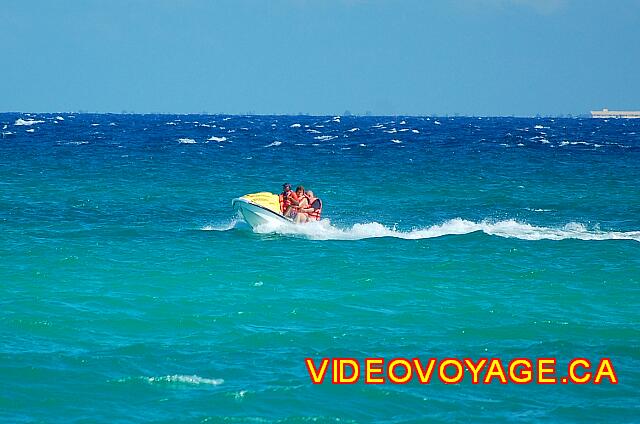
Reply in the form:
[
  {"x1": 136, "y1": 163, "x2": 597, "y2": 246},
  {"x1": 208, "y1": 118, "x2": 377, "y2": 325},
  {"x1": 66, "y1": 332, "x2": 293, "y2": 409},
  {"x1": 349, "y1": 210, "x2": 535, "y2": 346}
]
[{"x1": 1, "y1": 113, "x2": 639, "y2": 422}]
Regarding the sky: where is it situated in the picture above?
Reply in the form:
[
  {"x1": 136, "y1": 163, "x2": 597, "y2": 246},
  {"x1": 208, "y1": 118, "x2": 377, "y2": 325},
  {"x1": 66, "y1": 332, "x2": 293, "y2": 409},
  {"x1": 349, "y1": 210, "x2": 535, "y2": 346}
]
[{"x1": 1, "y1": 0, "x2": 639, "y2": 116}]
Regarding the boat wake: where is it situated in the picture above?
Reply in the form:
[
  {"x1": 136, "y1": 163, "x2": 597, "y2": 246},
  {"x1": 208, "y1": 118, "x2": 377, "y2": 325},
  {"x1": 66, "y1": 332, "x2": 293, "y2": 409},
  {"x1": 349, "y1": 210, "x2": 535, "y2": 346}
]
[
  {"x1": 201, "y1": 218, "x2": 241, "y2": 232},
  {"x1": 205, "y1": 218, "x2": 640, "y2": 242}
]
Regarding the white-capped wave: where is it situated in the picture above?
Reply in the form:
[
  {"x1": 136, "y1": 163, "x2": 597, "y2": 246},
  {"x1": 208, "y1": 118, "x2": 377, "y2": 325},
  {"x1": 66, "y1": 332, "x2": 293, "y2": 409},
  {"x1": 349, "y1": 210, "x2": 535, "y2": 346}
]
[
  {"x1": 412, "y1": 129, "x2": 420, "y2": 134},
  {"x1": 207, "y1": 136, "x2": 228, "y2": 142},
  {"x1": 306, "y1": 129, "x2": 321, "y2": 134},
  {"x1": 178, "y1": 138, "x2": 196, "y2": 144},
  {"x1": 148, "y1": 375, "x2": 223, "y2": 385},
  {"x1": 55, "y1": 116, "x2": 64, "y2": 121},
  {"x1": 290, "y1": 123, "x2": 301, "y2": 128},
  {"x1": 530, "y1": 136, "x2": 550, "y2": 144},
  {"x1": 348, "y1": 127, "x2": 359, "y2": 132},
  {"x1": 559, "y1": 140, "x2": 599, "y2": 147},
  {"x1": 314, "y1": 135, "x2": 337, "y2": 141},
  {"x1": 26, "y1": 128, "x2": 35, "y2": 133},
  {"x1": 120, "y1": 375, "x2": 224, "y2": 386},
  {"x1": 391, "y1": 139, "x2": 402, "y2": 143},
  {"x1": 251, "y1": 218, "x2": 640, "y2": 242},
  {"x1": 60, "y1": 141, "x2": 89, "y2": 145},
  {"x1": 15, "y1": 118, "x2": 44, "y2": 126},
  {"x1": 265, "y1": 140, "x2": 282, "y2": 147}
]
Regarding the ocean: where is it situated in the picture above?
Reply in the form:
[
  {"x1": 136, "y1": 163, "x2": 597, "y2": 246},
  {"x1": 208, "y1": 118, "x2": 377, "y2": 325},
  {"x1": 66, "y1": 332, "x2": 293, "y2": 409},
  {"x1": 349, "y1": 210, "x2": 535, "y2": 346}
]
[{"x1": 1, "y1": 113, "x2": 639, "y2": 422}]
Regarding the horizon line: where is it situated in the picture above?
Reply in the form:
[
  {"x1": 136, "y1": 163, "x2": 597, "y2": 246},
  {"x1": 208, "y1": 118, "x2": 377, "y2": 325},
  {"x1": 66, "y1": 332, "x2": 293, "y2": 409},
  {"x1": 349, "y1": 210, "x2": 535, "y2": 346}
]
[{"x1": 0, "y1": 110, "x2": 596, "y2": 119}]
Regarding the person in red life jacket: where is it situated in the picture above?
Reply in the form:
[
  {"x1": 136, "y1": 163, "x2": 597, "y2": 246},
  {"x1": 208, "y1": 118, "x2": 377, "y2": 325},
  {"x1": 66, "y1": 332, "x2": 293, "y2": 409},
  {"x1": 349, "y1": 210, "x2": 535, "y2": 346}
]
[
  {"x1": 295, "y1": 190, "x2": 322, "y2": 223},
  {"x1": 279, "y1": 183, "x2": 300, "y2": 217}
]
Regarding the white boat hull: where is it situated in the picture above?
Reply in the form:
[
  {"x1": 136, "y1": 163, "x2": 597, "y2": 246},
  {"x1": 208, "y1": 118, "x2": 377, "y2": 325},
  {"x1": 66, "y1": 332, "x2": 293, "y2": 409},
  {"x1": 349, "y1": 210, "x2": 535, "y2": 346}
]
[{"x1": 232, "y1": 198, "x2": 292, "y2": 229}]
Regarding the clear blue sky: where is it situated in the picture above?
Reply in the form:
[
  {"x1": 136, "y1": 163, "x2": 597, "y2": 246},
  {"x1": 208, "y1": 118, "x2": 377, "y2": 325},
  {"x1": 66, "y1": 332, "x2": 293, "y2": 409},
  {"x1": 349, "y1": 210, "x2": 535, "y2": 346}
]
[{"x1": 2, "y1": 0, "x2": 639, "y2": 116}]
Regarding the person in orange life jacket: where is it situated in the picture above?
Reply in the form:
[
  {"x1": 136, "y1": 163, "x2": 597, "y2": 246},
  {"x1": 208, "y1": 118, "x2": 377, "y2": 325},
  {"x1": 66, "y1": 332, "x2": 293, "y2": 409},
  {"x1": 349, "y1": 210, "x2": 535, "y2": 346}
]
[
  {"x1": 279, "y1": 183, "x2": 300, "y2": 217},
  {"x1": 295, "y1": 190, "x2": 322, "y2": 223}
]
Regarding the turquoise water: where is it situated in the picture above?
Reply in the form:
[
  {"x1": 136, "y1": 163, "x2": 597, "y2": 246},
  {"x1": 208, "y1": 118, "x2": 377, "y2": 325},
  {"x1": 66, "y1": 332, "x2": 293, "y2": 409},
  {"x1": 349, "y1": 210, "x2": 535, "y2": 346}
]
[{"x1": 1, "y1": 114, "x2": 639, "y2": 422}]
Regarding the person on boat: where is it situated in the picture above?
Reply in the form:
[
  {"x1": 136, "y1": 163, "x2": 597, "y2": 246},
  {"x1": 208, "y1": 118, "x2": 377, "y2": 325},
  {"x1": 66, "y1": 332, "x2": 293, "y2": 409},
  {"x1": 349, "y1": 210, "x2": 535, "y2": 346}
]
[
  {"x1": 279, "y1": 183, "x2": 300, "y2": 217},
  {"x1": 294, "y1": 185, "x2": 309, "y2": 209},
  {"x1": 295, "y1": 190, "x2": 322, "y2": 223},
  {"x1": 286, "y1": 185, "x2": 310, "y2": 218}
]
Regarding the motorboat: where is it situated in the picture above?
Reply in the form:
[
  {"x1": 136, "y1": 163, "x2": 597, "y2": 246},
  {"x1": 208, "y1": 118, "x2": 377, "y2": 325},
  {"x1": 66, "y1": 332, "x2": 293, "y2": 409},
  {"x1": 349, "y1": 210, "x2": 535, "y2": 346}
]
[{"x1": 232, "y1": 192, "x2": 292, "y2": 229}]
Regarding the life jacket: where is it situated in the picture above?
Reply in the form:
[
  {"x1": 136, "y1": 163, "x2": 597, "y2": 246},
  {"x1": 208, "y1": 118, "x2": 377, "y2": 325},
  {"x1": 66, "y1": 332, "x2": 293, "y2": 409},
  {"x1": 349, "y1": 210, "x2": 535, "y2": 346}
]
[
  {"x1": 279, "y1": 191, "x2": 299, "y2": 213},
  {"x1": 297, "y1": 193, "x2": 310, "y2": 207},
  {"x1": 306, "y1": 198, "x2": 322, "y2": 220}
]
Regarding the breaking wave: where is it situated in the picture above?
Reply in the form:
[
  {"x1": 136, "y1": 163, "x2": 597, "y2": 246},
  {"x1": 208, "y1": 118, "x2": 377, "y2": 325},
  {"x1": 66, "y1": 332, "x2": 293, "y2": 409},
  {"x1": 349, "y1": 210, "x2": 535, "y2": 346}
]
[{"x1": 249, "y1": 218, "x2": 640, "y2": 242}]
